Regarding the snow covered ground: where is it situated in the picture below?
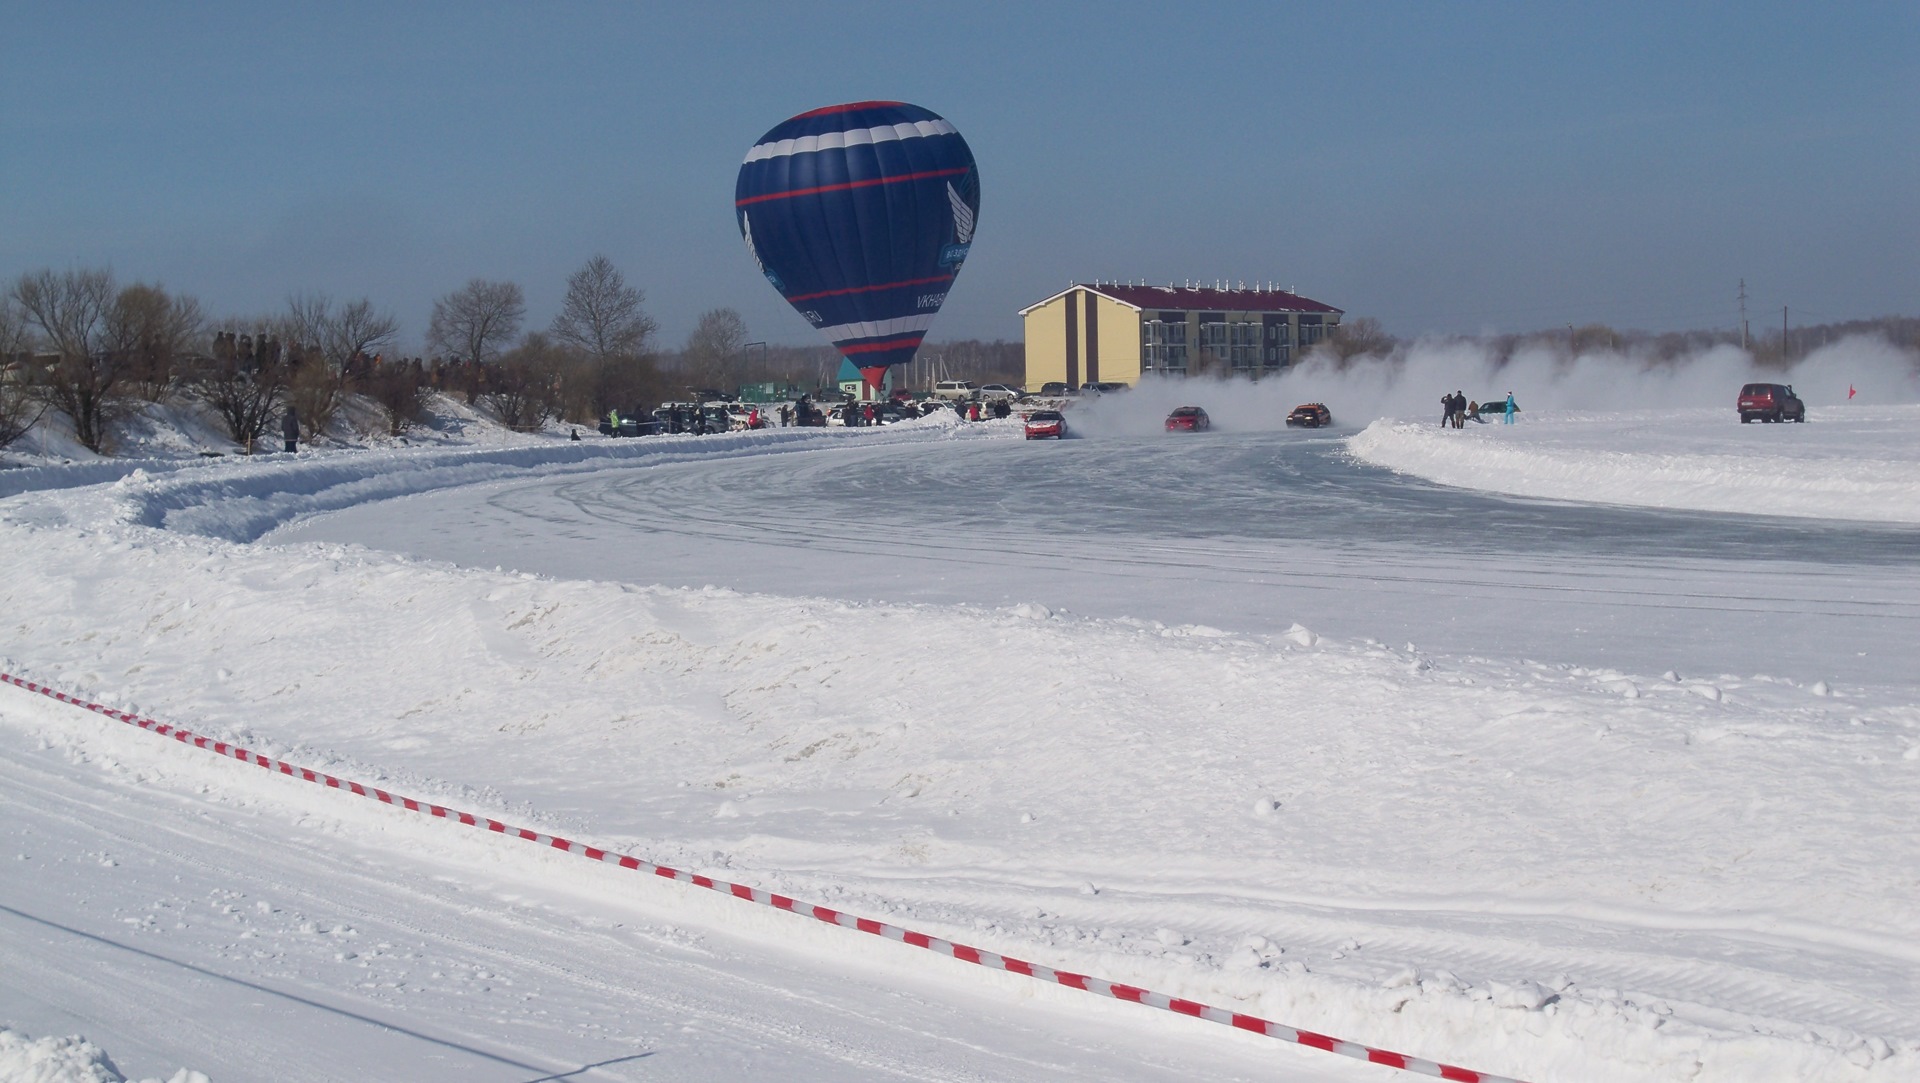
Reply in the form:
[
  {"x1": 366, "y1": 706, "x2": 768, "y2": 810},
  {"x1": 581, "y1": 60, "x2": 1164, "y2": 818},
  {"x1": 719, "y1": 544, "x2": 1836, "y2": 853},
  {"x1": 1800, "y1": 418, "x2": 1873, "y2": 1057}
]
[
  {"x1": 3, "y1": 404, "x2": 1918, "y2": 1081},
  {"x1": 1348, "y1": 406, "x2": 1920, "y2": 524}
]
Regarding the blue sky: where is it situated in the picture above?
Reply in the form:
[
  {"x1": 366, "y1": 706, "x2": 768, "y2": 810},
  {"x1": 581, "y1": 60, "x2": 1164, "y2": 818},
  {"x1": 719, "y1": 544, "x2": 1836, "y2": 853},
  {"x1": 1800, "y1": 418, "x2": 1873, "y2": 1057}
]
[{"x1": 3, "y1": 2, "x2": 1914, "y2": 350}]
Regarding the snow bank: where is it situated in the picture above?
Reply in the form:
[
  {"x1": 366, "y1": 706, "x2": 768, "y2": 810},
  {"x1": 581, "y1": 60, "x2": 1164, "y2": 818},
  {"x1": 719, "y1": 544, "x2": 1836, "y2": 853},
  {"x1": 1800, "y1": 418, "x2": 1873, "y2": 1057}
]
[
  {"x1": 3, "y1": 410, "x2": 1916, "y2": 1080},
  {"x1": 5, "y1": 445, "x2": 1919, "y2": 1081},
  {"x1": 0, "y1": 1026, "x2": 204, "y2": 1083},
  {"x1": 8, "y1": 410, "x2": 1014, "y2": 541},
  {"x1": 1347, "y1": 406, "x2": 1920, "y2": 523}
]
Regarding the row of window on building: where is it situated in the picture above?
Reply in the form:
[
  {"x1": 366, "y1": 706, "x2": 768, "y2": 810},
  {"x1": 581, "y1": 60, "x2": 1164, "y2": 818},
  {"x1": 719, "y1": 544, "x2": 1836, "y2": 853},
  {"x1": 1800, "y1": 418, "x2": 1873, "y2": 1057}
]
[
  {"x1": 1140, "y1": 312, "x2": 1329, "y2": 375},
  {"x1": 1017, "y1": 284, "x2": 1343, "y2": 391}
]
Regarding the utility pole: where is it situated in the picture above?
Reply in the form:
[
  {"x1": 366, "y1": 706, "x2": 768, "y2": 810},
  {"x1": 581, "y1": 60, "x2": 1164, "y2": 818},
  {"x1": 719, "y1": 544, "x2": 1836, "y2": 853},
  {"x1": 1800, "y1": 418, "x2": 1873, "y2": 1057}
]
[
  {"x1": 1738, "y1": 279, "x2": 1749, "y2": 350},
  {"x1": 1783, "y1": 306, "x2": 1789, "y2": 361}
]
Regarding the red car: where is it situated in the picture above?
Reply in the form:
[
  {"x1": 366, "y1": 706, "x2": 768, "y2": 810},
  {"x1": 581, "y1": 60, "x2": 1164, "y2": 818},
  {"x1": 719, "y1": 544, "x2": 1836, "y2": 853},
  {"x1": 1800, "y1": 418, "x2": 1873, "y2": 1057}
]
[
  {"x1": 1024, "y1": 410, "x2": 1067, "y2": 439},
  {"x1": 1738, "y1": 383, "x2": 1805, "y2": 423},
  {"x1": 1286, "y1": 403, "x2": 1332, "y2": 428},
  {"x1": 1165, "y1": 406, "x2": 1211, "y2": 432}
]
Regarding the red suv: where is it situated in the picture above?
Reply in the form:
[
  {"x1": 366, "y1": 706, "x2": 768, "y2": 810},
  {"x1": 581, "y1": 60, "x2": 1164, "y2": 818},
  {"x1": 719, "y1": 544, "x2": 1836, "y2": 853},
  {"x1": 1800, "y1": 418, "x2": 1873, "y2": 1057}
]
[{"x1": 1738, "y1": 383, "x2": 1805, "y2": 423}]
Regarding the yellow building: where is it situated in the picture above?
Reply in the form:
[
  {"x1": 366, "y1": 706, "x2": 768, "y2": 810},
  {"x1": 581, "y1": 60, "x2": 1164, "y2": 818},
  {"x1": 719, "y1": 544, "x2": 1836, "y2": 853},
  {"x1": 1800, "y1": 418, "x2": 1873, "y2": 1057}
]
[{"x1": 1020, "y1": 282, "x2": 1342, "y2": 389}]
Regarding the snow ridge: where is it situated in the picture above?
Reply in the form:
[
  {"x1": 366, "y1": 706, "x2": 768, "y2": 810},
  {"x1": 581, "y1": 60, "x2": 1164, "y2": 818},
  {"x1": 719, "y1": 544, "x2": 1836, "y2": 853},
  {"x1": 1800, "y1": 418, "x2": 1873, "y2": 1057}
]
[{"x1": 1347, "y1": 407, "x2": 1920, "y2": 523}]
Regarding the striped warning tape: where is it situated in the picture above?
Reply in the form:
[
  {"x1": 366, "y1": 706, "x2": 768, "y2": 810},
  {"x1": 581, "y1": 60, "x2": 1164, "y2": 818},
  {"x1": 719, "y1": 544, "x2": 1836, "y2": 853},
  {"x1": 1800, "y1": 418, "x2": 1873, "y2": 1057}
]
[{"x1": 1, "y1": 671, "x2": 1528, "y2": 1082}]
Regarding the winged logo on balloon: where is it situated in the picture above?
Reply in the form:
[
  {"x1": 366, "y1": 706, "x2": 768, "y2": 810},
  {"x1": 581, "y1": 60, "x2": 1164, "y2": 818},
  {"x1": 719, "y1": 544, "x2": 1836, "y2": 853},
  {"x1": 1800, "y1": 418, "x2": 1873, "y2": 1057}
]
[
  {"x1": 939, "y1": 169, "x2": 980, "y2": 267},
  {"x1": 735, "y1": 101, "x2": 980, "y2": 394},
  {"x1": 948, "y1": 182, "x2": 976, "y2": 244},
  {"x1": 739, "y1": 211, "x2": 783, "y2": 293}
]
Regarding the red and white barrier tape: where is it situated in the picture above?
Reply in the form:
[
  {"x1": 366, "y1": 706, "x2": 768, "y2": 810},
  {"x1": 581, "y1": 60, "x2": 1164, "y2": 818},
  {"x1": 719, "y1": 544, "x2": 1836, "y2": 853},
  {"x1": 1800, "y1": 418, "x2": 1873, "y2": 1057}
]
[{"x1": 2, "y1": 671, "x2": 1528, "y2": 1082}]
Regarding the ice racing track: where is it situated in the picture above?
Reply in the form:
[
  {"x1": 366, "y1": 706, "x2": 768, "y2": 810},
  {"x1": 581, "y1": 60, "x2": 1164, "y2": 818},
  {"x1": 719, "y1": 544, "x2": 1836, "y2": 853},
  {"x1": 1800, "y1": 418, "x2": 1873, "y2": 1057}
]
[
  {"x1": 284, "y1": 428, "x2": 1919, "y2": 686},
  {"x1": 5, "y1": 424, "x2": 1918, "y2": 1081}
]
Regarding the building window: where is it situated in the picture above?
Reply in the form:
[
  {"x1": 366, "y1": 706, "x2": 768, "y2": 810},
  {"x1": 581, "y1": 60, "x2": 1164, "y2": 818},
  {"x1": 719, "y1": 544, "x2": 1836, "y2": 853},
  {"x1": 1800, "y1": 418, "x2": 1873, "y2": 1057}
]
[
  {"x1": 1198, "y1": 320, "x2": 1229, "y2": 361},
  {"x1": 1298, "y1": 315, "x2": 1326, "y2": 347},
  {"x1": 1143, "y1": 319, "x2": 1188, "y2": 374},
  {"x1": 1264, "y1": 320, "x2": 1293, "y2": 372},
  {"x1": 1228, "y1": 322, "x2": 1261, "y2": 373}
]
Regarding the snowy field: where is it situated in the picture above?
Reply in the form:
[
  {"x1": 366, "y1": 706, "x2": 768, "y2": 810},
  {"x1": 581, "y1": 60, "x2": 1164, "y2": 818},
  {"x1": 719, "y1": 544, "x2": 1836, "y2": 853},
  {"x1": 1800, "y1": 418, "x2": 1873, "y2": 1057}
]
[
  {"x1": 3, "y1": 388, "x2": 1918, "y2": 1081},
  {"x1": 1349, "y1": 406, "x2": 1920, "y2": 524}
]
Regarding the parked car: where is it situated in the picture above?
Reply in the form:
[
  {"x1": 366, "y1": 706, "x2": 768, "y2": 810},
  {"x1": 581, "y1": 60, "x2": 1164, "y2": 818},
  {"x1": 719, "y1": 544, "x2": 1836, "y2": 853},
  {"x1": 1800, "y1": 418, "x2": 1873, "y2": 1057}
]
[
  {"x1": 1738, "y1": 382, "x2": 1805, "y2": 423},
  {"x1": 1285, "y1": 403, "x2": 1332, "y2": 428},
  {"x1": 977, "y1": 383, "x2": 1023, "y2": 401},
  {"x1": 932, "y1": 379, "x2": 978, "y2": 400},
  {"x1": 1037, "y1": 381, "x2": 1072, "y2": 396},
  {"x1": 1469, "y1": 396, "x2": 1519, "y2": 422},
  {"x1": 1080, "y1": 381, "x2": 1129, "y2": 394},
  {"x1": 1165, "y1": 406, "x2": 1211, "y2": 432},
  {"x1": 1024, "y1": 409, "x2": 1067, "y2": 439}
]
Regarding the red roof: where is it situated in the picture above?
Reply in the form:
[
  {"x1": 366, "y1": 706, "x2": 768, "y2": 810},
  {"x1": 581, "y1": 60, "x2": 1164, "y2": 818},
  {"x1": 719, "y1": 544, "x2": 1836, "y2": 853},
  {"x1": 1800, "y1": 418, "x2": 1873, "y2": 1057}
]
[{"x1": 1073, "y1": 282, "x2": 1341, "y2": 315}]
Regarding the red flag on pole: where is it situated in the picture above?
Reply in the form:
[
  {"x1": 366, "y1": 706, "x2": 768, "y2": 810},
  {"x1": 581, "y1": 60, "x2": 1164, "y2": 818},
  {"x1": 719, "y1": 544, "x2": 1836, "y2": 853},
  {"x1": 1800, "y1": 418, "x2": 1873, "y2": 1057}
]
[{"x1": 1849, "y1": 385, "x2": 1857, "y2": 400}]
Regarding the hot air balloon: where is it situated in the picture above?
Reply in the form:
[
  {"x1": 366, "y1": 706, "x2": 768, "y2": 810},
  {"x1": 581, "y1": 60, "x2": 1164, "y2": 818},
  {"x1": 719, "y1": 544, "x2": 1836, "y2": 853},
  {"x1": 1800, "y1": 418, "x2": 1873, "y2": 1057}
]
[{"x1": 736, "y1": 101, "x2": 980, "y2": 396}]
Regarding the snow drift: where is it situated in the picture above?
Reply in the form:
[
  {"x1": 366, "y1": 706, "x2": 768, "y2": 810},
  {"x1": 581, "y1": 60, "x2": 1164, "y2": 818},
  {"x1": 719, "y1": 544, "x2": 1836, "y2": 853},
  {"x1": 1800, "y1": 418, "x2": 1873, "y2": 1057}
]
[
  {"x1": 5, "y1": 416, "x2": 1918, "y2": 1081},
  {"x1": 1347, "y1": 405, "x2": 1920, "y2": 523}
]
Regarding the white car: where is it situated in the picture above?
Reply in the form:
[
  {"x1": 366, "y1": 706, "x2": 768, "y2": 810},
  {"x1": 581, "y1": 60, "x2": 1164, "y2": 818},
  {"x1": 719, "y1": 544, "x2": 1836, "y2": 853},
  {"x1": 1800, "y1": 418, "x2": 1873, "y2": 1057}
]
[
  {"x1": 977, "y1": 383, "x2": 1023, "y2": 401},
  {"x1": 932, "y1": 380, "x2": 977, "y2": 400}
]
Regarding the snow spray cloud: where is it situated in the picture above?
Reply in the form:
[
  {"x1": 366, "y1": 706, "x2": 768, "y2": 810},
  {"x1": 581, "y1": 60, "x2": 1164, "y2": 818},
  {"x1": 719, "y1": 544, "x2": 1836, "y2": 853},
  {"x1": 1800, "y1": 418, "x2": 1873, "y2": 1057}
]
[{"x1": 1067, "y1": 334, "x2": 1920, "y2": 436}]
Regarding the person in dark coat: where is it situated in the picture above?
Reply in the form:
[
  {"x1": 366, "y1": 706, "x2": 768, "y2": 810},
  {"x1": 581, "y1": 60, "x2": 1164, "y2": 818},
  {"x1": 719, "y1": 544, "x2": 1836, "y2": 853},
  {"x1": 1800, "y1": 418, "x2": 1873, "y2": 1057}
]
[{"x1": 281, "y1": 405, "x2": 300, "y2": 452}]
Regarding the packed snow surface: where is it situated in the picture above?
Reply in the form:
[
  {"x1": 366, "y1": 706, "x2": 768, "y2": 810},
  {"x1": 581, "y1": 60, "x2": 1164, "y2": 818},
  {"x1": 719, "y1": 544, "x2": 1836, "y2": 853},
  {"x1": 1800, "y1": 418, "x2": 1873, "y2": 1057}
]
[
  {"x1": 3, "y1": 409, "x2": 1918, "y2": 1081},
  {"x1": 1349, "y1": 406, "x2": 1920, "y2": 523}
]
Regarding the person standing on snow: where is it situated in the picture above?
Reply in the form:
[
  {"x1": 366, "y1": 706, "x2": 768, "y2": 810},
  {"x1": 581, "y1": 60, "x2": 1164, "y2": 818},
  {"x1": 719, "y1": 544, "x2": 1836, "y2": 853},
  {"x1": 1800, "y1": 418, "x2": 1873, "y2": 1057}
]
[
  {"x1": 1504, "y1": 391, "x2": 1517, "y2": 424},
  {"x1": 281, "y1": 404, "x2": 300, "y2": 452}
]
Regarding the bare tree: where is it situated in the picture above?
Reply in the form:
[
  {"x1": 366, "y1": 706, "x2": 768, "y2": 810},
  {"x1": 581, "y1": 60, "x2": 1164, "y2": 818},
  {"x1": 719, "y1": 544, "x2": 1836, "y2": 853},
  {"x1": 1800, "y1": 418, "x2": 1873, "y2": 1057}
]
[
  {"x1": 0, "y1": 297, "x2": 27, "y2": 361},
  {"x1": 484, "y1": 333, "x2": 568, "y2": 431},
  {"x1": 362, "y1": 359, "x2": 433, "y2": 436},
  {"x1": 427, "y1": 279, "x2": 524, "y2": 365},
  {"x1": 189, "y1": 317, "x2": 288, "y2": 450},
  {"x1": 1308, "y1": 316, "x2": 1395, "y2": 368},
  {"x1": 104, "y1": 283, "x2": 206, "y2": 402},
  {"x1": 0, "y1": 298, "x2": 46, "y2": 448},
  {"x1": 550, "y1": 256, "x2": 655, "y2": 362},
  {"x1": 586, "y1": 353, "x2": 669, "y2": 422},
  {"x1": 286, "y1": 294, "x2": 400, "y2": 371},
  {"x1": 11, "y1": 268, "x2": 123, "y2": 452},
  {"x1": 283, "y1": 294, "x2": 399, "y2": 437},
  {"x1": 682, "y1": 307, "x2": 749, "y2": 391},
  {"x1": 0, "y1": 379, "x2": 42, "y2": 449}
]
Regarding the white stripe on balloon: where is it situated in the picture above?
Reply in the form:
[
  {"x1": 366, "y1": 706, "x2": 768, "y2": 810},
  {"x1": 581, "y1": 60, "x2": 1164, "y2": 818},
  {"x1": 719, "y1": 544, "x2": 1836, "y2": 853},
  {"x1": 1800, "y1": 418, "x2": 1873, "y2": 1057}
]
[{"x1": 744, "y1": 120, "x2": 958, "y2": 164}]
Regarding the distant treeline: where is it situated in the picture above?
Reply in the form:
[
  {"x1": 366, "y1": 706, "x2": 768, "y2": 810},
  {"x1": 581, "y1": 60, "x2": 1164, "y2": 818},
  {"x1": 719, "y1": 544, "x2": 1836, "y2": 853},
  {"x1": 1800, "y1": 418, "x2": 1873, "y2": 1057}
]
[
  {"x1": 2, "y1": 257, "x2": 1910, "y2": 457},
  {"x1": 0, "y1": 260, "x2": 1027, "y2": 455}
]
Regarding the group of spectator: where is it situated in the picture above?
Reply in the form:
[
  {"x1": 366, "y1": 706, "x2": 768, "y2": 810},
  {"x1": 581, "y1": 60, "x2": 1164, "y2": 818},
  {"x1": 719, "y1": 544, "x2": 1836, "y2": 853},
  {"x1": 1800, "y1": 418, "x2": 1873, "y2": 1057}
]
[{"x1": 1441, "y1": 390, "x2": 1518, "y2": 426}]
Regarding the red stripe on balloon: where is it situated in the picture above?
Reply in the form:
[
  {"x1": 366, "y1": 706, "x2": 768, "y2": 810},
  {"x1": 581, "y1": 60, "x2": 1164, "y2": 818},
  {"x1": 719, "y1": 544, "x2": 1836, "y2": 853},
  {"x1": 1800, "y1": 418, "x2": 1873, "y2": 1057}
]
[
  {"x1": 736, "y1": 168, "x2": 969, "y2": 208},
  {"x1": 786, "y1": 275, "x2": 953, "y2": 304},
  {"x1": 836, "y1": 336, "x2": 925, "y2": 355},
  {"x1": 793, "y1": 100, "x2": 907, "y2": 119}
]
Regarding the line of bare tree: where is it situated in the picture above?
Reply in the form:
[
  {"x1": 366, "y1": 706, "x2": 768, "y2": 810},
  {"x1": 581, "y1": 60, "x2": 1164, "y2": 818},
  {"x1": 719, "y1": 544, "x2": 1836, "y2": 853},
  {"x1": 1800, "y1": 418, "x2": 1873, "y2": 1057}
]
[
  {"x1": 0, "y1": 257, "x2": 677, "y2": 452},
  {"x1": 2, "y1": 255, "x2": 1042, "y2": 456}
]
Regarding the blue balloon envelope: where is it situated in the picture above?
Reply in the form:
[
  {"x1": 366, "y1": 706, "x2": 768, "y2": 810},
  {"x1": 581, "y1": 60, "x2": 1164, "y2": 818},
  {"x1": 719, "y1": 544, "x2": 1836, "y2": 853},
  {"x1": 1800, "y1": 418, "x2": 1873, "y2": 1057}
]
[{"x1": 736, "y1": 101, "x2": 980, "y2": 391}]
